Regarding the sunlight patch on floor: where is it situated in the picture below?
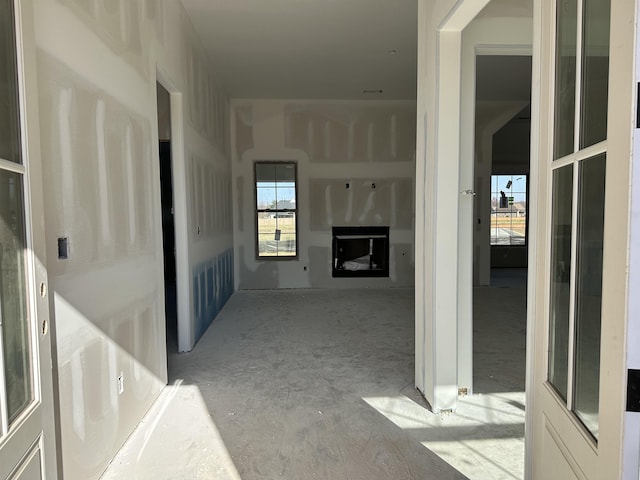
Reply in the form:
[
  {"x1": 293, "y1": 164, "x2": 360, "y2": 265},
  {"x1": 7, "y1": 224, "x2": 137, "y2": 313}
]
[
  {"x1": 101, "y1": 381, "x2": 241, "y2": 480},
  {"x1": 363, "y1": 392, "x2": 525, "y2": 480}
]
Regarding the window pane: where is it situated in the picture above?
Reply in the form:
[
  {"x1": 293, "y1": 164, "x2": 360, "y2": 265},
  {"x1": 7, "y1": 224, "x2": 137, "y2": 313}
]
[
  {"x1": 276, "y1": 213, "x2": 296, "y2": 256},
  {"x1": 554, "y1": 0, "x2": 578, "y2": 160},
  {"x1": 0, "y1": 170, "x2": 32, "y2": 423},
  {"x1": 0, "y1": 1, "x2": 21, "y2": 164},
  {"x1": 573, "y1": 154, "x2": 605, "y2": 439},
  {"x1": 256, "y1": 163, "x2": 296, "y2": 212},
  {"x1": 257, "y1": 232, "x2": 277, "y2": 256},
  {"x1": 548, "y1": 165, "x2": 573, "y2": 401},
  {"x1": 257, "y1": 213, "x2": 297, "y2": 257},
  {"x1": 255, "y1": 163, "x2": 276, "y2": 184},
  {"x1": 580, "y1": 0, "x2": 610, "y2": 148},
  {"x1": 275, "y1": 180, "x2": 295, "y2": 211},
  {"x1": 275, "y1": 163, "x2": 295, "y2": 182},
  {"x1": 257, "y1": 183, "x2": 277, "y2": 209}
]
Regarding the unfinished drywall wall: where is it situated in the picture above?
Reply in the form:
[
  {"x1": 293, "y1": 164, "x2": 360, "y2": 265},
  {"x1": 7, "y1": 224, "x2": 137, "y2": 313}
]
[
  {"x1": 231, "y1": 101, "x2": 415, "y2": 289},
  {"x1": 33, "y1": 1, "x2": 233, "y2": 478},
  {"x1": 188, "y1": 153, "x2": 234, "y2": 338},
  {"x1": 492, "y1": 114, "x2": 531, "y2": 173}
]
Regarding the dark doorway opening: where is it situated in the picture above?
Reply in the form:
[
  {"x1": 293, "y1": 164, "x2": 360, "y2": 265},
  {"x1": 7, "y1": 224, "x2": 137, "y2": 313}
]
[
  {"x1": 159, "y1": 140, "x2": 177, "y2": 351},
  {"x1": 157, "y1": 81, "x2": 177, "y2": 352}
]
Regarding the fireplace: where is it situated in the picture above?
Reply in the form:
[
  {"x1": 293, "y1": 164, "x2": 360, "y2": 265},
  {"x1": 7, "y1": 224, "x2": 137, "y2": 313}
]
[{"x1": 332, "y1": 226, "x2": 389, "y2": 278}]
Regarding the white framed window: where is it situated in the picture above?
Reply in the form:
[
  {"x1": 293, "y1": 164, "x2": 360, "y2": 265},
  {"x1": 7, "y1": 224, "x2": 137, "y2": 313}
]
[
  {"x1": 255, "y1": 162, "x2": 297, "y2": 258},
  {"x1": 490, "y1": 174, "x2": 527, "y2": 245}
]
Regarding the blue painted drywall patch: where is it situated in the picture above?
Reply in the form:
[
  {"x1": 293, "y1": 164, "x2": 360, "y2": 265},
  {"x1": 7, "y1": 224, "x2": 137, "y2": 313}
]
[{"x1": 192, "y1": 248, "x2": 234, "y2": 342}]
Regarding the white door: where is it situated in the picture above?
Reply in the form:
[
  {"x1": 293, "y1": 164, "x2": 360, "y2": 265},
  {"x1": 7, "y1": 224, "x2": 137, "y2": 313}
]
[
  {"x1": 529, "y1": 0, "x2": 635, "y2": 478},
  {"x1": 0, "y1": 1, "x2": 56, "y2": 479}
]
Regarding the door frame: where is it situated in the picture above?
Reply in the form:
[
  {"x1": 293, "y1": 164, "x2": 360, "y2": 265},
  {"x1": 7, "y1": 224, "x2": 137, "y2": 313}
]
[
  {"x1": 414, "y1": 0, "x2": 543, "y2": 477},
  {"x1": 415, "y1": 0, "x2": 533, "y2": 412},
  {"x1": 622, "y1": 3, "x2": 640, "y2": 473},
  {"x1": 459, "y1": 32, "x2": 533, "y2": 395},
  {"x1": 155, "y1": 70, "x2": 192, "y2": 353},
  {"x1": 525, "y1": 2, "x2": 544, "y2": 477}
]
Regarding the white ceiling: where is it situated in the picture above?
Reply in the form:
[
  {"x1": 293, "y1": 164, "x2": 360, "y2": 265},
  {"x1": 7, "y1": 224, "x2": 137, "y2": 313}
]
[{"x1": 180, "y1": 0, "x2": 532, "y2": 100}]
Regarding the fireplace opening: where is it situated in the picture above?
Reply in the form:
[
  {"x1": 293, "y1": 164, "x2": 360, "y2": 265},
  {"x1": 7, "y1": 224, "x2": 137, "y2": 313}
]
[{"x1": 332, "y1": 226, "x2": 389, "y2": 278}]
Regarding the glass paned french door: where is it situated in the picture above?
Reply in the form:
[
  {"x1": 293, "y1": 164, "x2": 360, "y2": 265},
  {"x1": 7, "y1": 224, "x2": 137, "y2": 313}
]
[
  {"x1": 0, "y1": 0, "x2": 34, "y2": 436},
  {"x1": 0, "y1": 1, "x2": 55, "y2": 478},
  {"x1": 547, "y1": 0, "x2": 610, "y2": 440}
]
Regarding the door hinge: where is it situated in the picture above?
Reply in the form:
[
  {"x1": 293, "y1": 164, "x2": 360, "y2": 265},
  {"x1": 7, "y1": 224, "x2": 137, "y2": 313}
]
[
  {"x1": 636, "y1": 83, "x2": 640, "y2": 129},
  {"x1": 627, "y1": 369, "x2": 640, "y2": 412}
]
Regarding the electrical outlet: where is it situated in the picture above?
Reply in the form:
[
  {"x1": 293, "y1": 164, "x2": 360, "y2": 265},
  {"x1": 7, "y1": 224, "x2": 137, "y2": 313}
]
[{"x1": 117, "y1": 373, "x2": 124, "y2": 395}]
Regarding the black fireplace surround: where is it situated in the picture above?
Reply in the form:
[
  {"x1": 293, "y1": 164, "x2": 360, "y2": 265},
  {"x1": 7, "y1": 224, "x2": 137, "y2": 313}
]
[{"x1": 332, "y1": 226, "x2": 390, "y2": 278}]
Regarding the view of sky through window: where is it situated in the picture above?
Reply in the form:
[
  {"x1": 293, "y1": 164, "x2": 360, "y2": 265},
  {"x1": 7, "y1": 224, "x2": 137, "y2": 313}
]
[{"x1": 256, "y1": 182, "x2": 296, "y2": 209}]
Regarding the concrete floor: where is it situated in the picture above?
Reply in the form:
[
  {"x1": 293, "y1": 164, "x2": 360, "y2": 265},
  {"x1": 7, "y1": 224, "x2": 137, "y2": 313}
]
[{"x1": 102, "y1": 273, "x2": 527, "y2": 480}]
